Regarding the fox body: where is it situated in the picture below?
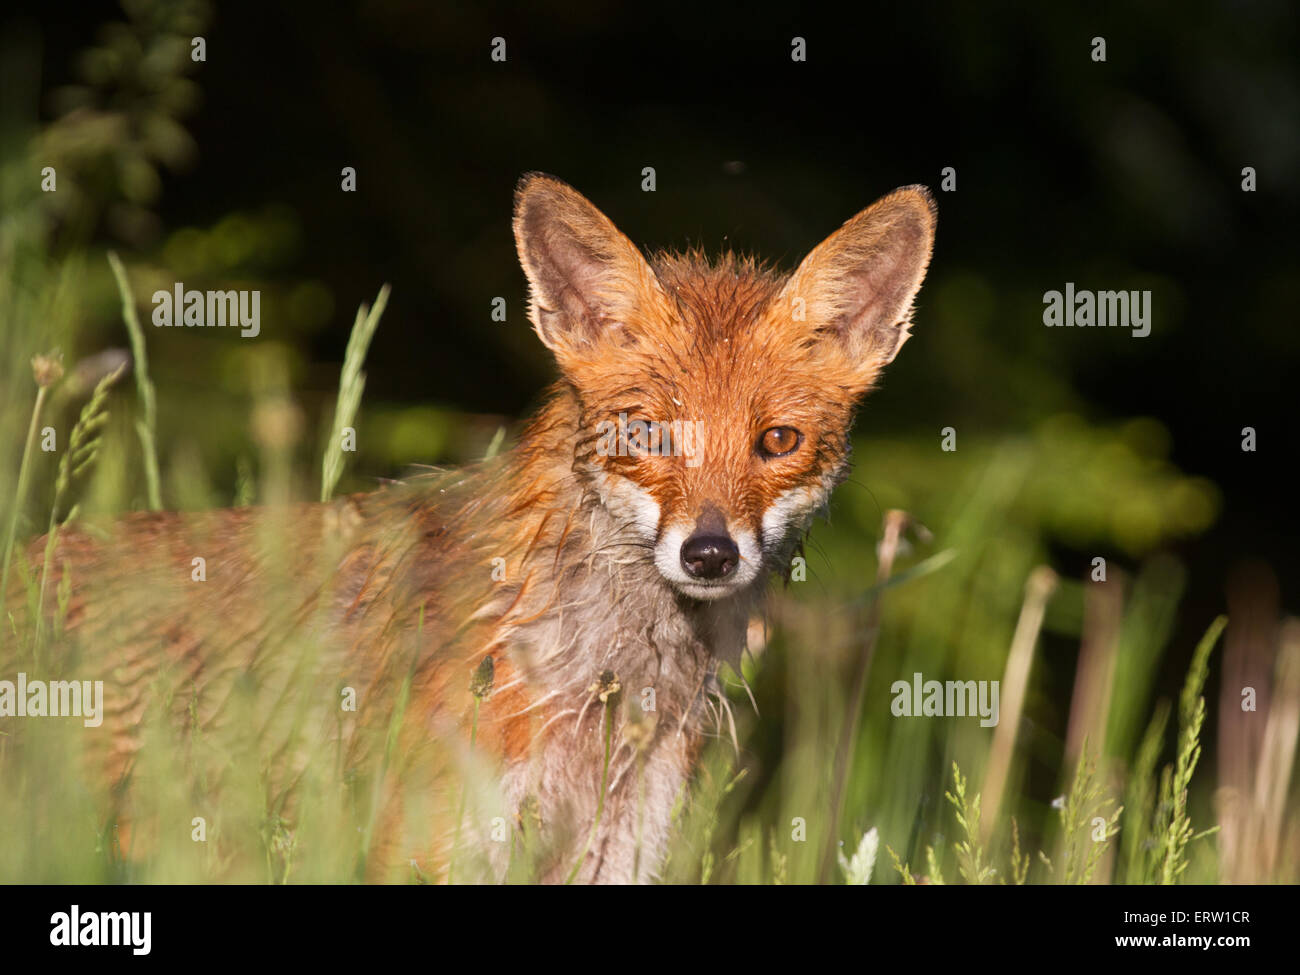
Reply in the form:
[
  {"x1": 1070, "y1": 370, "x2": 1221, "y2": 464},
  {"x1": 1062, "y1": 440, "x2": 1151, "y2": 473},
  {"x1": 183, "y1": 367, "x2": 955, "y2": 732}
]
[{"x1": 7, "y1": 175, "x2": 936, "y2": 883}]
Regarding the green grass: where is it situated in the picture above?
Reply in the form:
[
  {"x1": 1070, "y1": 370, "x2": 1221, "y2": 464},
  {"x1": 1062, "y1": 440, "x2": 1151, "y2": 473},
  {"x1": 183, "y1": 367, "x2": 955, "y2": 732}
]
[
  {"x1": 0, "y1": 269, "x2": 1275, "y2": 882},
  {"x1": 1, "y1": 0, "x2": 1295, "y2": 884}
]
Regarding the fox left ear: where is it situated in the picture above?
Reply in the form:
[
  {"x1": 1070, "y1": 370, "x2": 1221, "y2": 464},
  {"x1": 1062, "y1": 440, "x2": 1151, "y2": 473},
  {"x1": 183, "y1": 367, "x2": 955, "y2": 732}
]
[
  {"x1": 777, "y1": 185, "x2": 937, "y2": 383},
  {"x1": 512, "y1": 173, "x2": 664, "y2": 367}
]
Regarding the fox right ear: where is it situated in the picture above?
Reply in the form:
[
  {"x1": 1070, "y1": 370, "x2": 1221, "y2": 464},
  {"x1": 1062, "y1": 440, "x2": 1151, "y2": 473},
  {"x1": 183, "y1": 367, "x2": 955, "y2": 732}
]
[
  {"x1": 776, "y1": 185, "x2": 937, "y2": 388},
  {"x1": 513, "y1": 174, "x2": 664, "y2": 363}
]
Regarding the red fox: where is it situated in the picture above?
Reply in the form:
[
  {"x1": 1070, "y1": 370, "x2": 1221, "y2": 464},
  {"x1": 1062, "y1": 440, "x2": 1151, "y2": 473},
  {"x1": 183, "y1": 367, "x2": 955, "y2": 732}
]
[{"x1": 7, "y1": 174, "x2": 936, "y2": 883}]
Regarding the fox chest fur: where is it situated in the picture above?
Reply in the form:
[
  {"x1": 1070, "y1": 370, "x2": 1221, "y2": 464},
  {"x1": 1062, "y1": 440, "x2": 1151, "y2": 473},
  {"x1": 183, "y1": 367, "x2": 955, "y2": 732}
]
[{"x1": 329, "y1": 390, "x2": 760, "y2": 883}]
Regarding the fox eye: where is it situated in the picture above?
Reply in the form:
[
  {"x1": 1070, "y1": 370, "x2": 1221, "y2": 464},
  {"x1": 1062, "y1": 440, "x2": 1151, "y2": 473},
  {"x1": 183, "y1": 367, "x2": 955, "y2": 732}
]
[
  {"x1": 625, "y1": 419, "x2": 657, "y2": 458},
  {"x1": 758, "y1": 426, "x2": 801, "y2": 458}
]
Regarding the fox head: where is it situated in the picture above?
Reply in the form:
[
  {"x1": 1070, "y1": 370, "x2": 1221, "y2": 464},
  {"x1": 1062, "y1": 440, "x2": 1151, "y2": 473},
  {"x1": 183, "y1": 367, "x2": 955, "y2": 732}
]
[{"x1": 513, "y1": 174, "x2": 936, "y2": 601}]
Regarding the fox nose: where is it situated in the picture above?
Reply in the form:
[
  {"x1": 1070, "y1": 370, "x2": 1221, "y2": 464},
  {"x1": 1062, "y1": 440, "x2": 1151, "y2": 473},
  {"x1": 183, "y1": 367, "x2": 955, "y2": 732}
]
[{"x1": 680, "y1": 534, "x2": 740, "y2": 580}]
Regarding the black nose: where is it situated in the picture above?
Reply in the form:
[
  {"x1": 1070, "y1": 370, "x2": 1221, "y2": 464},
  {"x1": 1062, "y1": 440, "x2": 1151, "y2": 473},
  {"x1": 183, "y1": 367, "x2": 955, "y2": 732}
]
[{"x1": 680, "y1": 534, "x2": 740, "y2": 580}]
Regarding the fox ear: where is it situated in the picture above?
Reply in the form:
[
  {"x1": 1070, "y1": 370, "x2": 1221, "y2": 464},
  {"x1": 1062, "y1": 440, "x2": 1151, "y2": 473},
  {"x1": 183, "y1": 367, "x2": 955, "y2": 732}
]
[
  {"x1": 777, "y1": 185, "x2": 936, "y2": 380},
  {"x1": 513, "y1": 174, "x2": 662, "y2": 361}
]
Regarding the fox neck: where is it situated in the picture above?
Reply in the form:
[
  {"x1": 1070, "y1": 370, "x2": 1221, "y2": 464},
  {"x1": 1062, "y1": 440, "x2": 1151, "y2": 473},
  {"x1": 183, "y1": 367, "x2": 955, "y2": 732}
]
[{"x1": 478, "y1": 385, "x2": 759, "y2": 881}]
